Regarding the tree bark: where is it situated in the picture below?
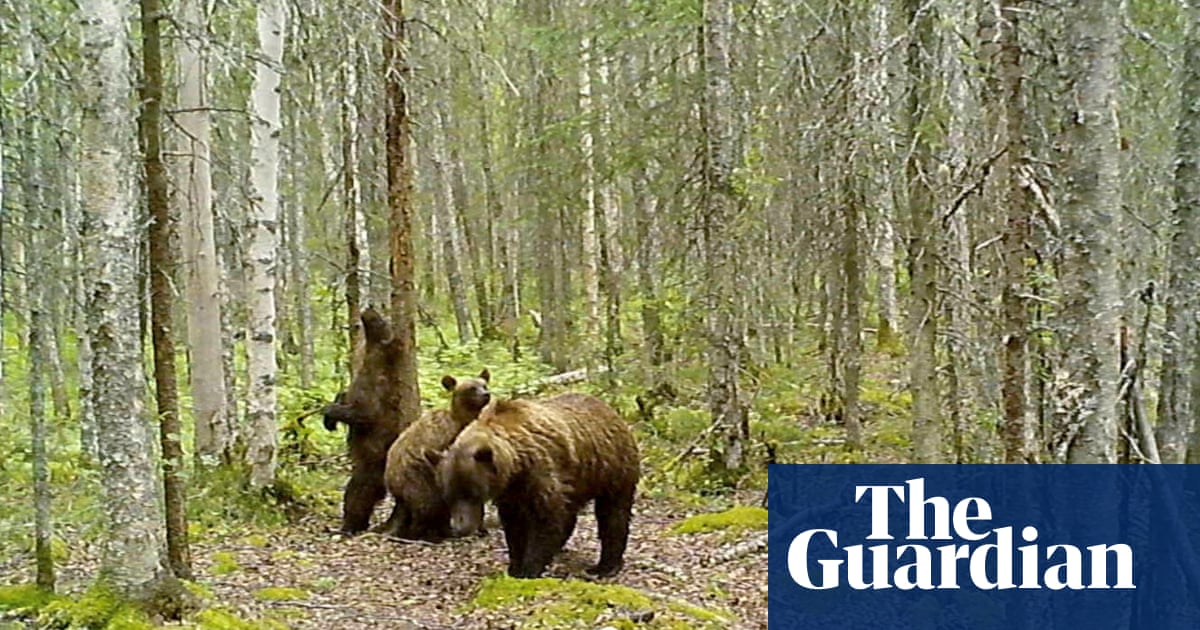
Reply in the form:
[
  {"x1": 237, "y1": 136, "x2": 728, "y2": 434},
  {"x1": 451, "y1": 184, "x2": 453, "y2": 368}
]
[
  {"x1": 79, "y1": 0, "x2": 172, "y2": 600},
  {"x1": 596, "y1": 54, "x2": 623, "y2": 370},
  {"x1": 905, "y1": 0, "x2": 942, "y2": 463},
  {"x1": 703, "y1": 0, "x2": 748, "y2": 471},
  {"x1": 384, "y1": 0, "x2": 423, "y2": 425},
  {"x1": 579, "y1": 30, "x2": 602, "y2": 346},
  {"x1": 993, "y1": 0, "x2": 1034, "y2": 463},
  {"x1": 140, "y1": 0, "x2": 191, "y2": 578},
  {"x1": 474, "y1": 33, "x2": 511, "y2": 336},
  {"x1": 433, "y1": 106, "x2": 473, "y2": 344},
  {"x1": 530, "y1": 0, "x2": 570, "y2": 371},
  {"x1": 1061, "y1": 0, "x2": 1121, "y2": 464},
  {"x1": 1159, "y1": 2, "x2": 1200, "y2": 463},
  {"x1": 342, "y1": 48, "x2": 368, "y2": 374},
  {"x1": 175, "y1": 0, "x2": 231, "y2": 467},
  {"x1": 246, "y1": 0, "x2": 285, "y2": 488},
  {"x1": 447, "y1": 133, "x2": 492, "y2": 341},
  {"x1": 21, "y1": 18, "x2": 54, "y2": 590},
  {"x1": 633, "y1": 167, "x2": 665, "y2": 366}
]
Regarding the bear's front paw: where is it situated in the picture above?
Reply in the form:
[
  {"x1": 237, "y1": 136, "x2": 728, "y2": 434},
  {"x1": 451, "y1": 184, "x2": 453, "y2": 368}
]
[{"x1": 507, "y1": 564, "x2": 544, "y2": 579}]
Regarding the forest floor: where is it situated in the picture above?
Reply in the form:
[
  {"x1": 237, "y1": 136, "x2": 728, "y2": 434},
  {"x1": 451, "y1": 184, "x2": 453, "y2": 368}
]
[
  {"x1": 202, "y1": 492, "x2": 766, "y2": 629},
  {"x1": 0, "y1": 494, "x2": 767, "y2": 630}
]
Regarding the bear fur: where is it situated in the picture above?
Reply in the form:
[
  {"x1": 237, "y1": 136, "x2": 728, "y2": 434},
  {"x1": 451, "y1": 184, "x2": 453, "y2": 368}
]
[
  {"x1": 378, "y1": 369, "x2": 493, "y2": 540},
  {"x1": 321, "y1": 308, "x2": 407, "y2": 534},
  {"x1": 434, "y1": 392, "x2": 639, "y2": 578}
]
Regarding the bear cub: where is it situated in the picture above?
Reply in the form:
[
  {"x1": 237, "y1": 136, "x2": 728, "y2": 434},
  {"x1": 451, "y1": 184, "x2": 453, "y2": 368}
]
[{"x1": 378, "y1": 369, "x2": 492, "y2": 540}]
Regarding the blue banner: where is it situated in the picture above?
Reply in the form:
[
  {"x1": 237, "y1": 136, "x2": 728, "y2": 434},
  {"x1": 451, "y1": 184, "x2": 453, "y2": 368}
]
[{"x1": 767, "y1": 465, "x2": 1200, "y2": 629}]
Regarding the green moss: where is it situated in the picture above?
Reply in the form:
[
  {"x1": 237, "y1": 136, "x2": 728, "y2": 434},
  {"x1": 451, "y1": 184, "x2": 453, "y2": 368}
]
[
  {"x1": 211, "y1": 552, "x2": 240, "y2": 575},
  {"x1": 181, "y1": 581, "x2": 215, "y2": 603},
  {"x1": 102, "y1": 607, "x2": 158, "y2": 630},
  {"x1": 34, "y1": 583, "x2": 159, "y2": 630},
  {"x1": 0, "y1": 583, "x2": 60, "y2": 612},
  {"x1": 309, "y1": 577, "x2": 337, "y2": 593},
  {"x1": 668, "y1": 506, "x2": 768, "y2": 536},
  {"x1": 471, "y1": 575, "x2": 729, "y2": 629},
  {"x1": 253, "y1": 587, "x2": 307, "y2": 602},
  {"x1": 193, "y1": 608, "x2": 289, "y2": 630},
  {"x1": 241, "y1": 534, "x2": 269, "y2": 548}
]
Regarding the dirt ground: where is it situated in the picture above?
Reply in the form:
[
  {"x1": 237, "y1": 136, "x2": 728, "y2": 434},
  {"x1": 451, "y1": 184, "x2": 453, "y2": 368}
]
[{"x1": 190, "y1": 498, "x2": 768, "y2": 629}]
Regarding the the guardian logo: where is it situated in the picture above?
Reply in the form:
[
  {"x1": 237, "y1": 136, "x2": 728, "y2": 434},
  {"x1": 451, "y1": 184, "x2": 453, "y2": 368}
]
[{"x1": 787, "y1": 478, "x2": 1135, "y2": 591}]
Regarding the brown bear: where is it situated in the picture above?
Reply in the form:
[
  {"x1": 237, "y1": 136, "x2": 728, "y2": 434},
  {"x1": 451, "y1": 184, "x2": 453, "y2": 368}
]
[
  {"x1": 321, "y1": 308, "x2": 407, "y2": 534},
  {"x1": 433, "y1": 392, "x2": 639, "y2": 578},
  {"x1": 377, "y1": 369, "x2": 493, "y2": 541}
]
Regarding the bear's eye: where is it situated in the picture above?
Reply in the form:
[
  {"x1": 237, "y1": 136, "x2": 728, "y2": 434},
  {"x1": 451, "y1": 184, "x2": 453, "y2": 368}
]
[{"x1": 474, "y1": 447, "x2": 493, "y2": 464}]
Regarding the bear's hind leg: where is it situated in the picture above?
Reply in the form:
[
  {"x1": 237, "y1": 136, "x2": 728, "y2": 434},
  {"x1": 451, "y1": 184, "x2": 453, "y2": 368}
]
[
  {"x1": 589, "y1": 489, "x2": 633, "y2": 577},
  {"x1": 341, "y1": 467, "x2": 386, "y2": 534},
  {"x1": 555, "y1": 513, "x2": 578, "y2": 551},
  {"x1": 371, "y1": 500, "x2": 407, "y2": 536}
]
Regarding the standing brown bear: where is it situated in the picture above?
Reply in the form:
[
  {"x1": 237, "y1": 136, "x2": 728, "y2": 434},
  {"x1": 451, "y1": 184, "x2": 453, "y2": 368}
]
[
  {"x1": 378, "y1": 369, "x2": 492, "y2": 541},
  {"x1": 322, "y1": 308, "x2": 407, "y2": 534},
  {"x1": 434, "y1": 393, "x2": 639, "y2": 578}
]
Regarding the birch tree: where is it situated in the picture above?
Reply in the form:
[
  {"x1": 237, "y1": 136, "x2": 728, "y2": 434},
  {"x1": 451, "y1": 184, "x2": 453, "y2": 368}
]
[
  {"x1": 246, "y1": 0, "x2": 286, "y2": 488},
  {"x1": 1060, "y1": 0, "x2": 1121, "y2": 464},
  {"x1": 175, "y1": 0, "x2": 230, "y2": 466},
  {"x1": 78, "y1": 0, "x2": 172, "y2": 602}
]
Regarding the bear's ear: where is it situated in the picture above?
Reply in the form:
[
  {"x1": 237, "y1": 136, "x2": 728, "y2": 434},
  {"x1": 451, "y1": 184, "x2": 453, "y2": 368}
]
[
  {"x1": 425, "y1": 449, "x2": 444, "y2": 467},
  {"x1": 473, "y1": 447, "x2": 494, "y2": 464},
  {"x1": 442, "y1": 375, "x2": 457, "y2": 391},
  {"x1": 478, "y1": 368, "x2": 490, "y2": 383}
]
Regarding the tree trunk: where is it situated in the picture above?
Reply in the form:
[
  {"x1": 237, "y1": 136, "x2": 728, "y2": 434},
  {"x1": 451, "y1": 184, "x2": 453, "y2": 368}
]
[
  {"x1": 905, "y1": 0, "x2": 942, "y2": 463},
  {"x1": 79, "y1": 0, "x2": 172, "y2": 602},
  {"x1": 384, "y1": 0, "x2": 423, "y2": 425},
  {"x1": 21, "y1": 19, "x2": 54, "y2": 590},
  {"x1": 246, "y1": 0, "x2": 285, "y2": 488},
  {"x1": 530, "y1": 0, "x2": 569, "y2": 371},
  {"x1": 703, "y1": 0, "x2": 748, "y2": 472},
  {"x1": 840, "y1": 193, "x2": 864, "y2": 450},
  {"x1": 1061, "y1": 0, "x2": 1121, "y2": 464},
  {"x1": 447, "y1": 137, "x2": 493, "y2": 341},
  {"x1": 29, "y1": 277, "x2": 54, "y2": 592},
  {"x1": 291, "y1": 85, "x2": 314, "y2": 389},
  {"x1": 175, "y1": 0, "x2": 231, "y2": 467},
  {"x1": 633, "y1": 167, "x2": 665, "y2": 366},
  {"x1": 579, "y1": 30, "x2": 602, "y2": 347},
  {"x1": 1158, "y1": 2, "x2": 1200, "y2": 463},
  {"x1": 140, "y1": 0, "x2": 191, "y2": 578},
  {"x1": 433, "y1": 107, "x2": 473, "y2": 344},
  {"x1": 596, "y1": 54, "x2": 623, "y2": 370},
  {"x1": 994, "y1": 0, "x2": 1034, "y2": 463},
  {"x1": 342, "y1": 48, "x2": 367, "y2": 374},
  {"x1": 475, "y1": 38, "x2": 510, "y2": 335}
]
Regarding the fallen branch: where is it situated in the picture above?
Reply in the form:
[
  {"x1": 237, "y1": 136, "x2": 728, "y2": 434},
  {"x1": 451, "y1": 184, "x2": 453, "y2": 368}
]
[{"x1": 510, "y1": 365, "x2": 609, "y2": 396}]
